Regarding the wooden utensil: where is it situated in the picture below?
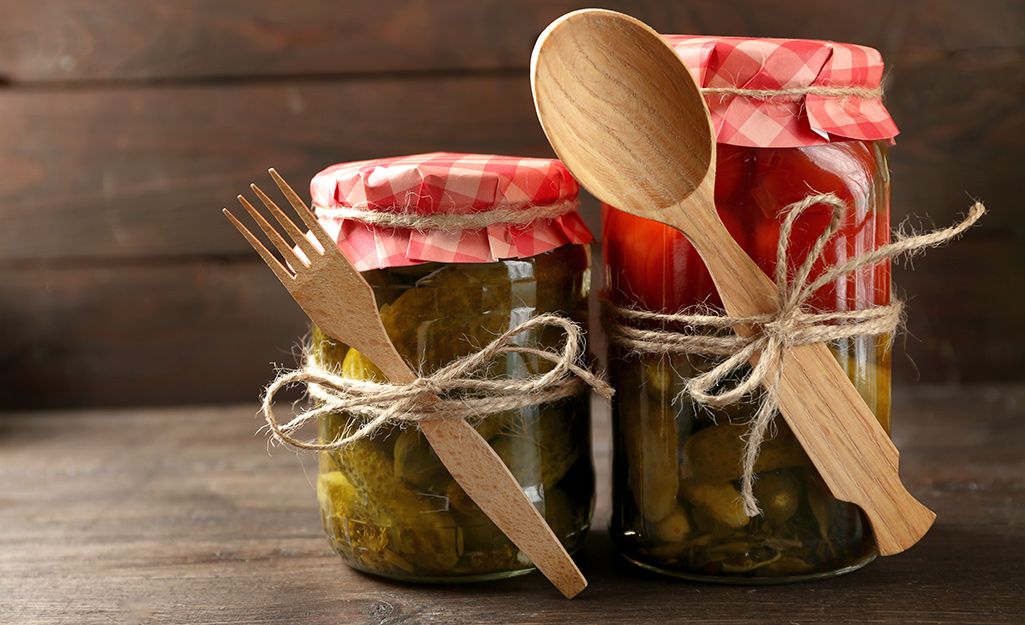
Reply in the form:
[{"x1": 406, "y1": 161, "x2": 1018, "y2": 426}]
[
  {"x1": 224, "y1": 170, "x2": 587, "y2": 598},
  {"x1": 530, "y1": 9, "x2": 934, "y2": 555}
]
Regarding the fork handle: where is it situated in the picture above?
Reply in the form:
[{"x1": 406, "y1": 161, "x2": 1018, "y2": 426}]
[
  {"x1": 420, "y1": 418, "x2": 588, "y2": 597},
  {"x1": 371, "y1": 347, "x2": 587, "y2": 596}
]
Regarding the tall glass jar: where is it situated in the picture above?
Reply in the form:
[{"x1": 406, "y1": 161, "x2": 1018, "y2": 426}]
[
  {"x1": 603, "y1": 37, "x2": 898, "y2": 583},
  {"x1": 308, "y1": 153, "x2": 596, "y2": 582}
]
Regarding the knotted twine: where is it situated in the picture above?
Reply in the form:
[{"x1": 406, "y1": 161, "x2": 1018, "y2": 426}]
[
  {"x1": 605, "y1": 194, "x2": 986, "y2": 516},
  {"x1": 262, "y1": 313, "x2": 613, "y2": 451}
]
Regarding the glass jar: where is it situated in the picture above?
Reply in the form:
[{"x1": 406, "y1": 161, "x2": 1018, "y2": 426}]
[
  {"x1": 603, "y1": 37, "x2": 898, "y2": 583},
  {"x1": 308, "y1": 153, "x2": 596, "y2": 582}
]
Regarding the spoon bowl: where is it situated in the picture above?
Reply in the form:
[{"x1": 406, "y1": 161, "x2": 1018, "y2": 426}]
[
  {"x1": 531, "y1": 11, "x2": 713, "y2": 215},
  {"x1": 531, "y1": 9, "x2": 935, "y2": 556}
]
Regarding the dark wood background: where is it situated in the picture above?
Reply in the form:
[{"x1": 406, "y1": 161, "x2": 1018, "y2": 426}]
[{"x1": 2, "y1": 1, "x2": 1022, "y2": 410}]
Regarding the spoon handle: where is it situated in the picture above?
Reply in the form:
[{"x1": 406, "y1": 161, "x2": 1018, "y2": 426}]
[
  {"x1": 683, "y1": 194, "x2": 935, "y2": 556},
  {"x1": 775, "y1": 343, "x2": 936, "y2": 555}
]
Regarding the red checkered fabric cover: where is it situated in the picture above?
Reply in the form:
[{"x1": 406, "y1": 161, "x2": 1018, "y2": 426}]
[
  {"x1": 665, "y1": 36, "x2": 899, "y2": 148},
  {"x1": 310, "y1": 153, "x2": 592, "y2": 271}
]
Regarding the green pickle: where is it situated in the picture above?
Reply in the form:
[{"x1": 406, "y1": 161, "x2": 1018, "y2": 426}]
[
  {"x1": 610, "y1": 336, "x2": 891, "y2": 581},
  {"x1": 314, "y1": 244, "x2": 594, "y2": 582}
]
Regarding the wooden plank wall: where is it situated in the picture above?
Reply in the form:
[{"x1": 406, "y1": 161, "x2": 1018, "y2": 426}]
[{"x1": 1, "y1": 1, "x2": 1022, "y2": 410}]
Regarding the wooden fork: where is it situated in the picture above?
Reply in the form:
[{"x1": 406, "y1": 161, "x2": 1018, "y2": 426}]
[{"x1": 223, "y1": 169, "x2": 587, "y2": 598}]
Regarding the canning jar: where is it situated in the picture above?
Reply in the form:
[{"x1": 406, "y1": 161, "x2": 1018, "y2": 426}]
[
  {"x1": 603, "y1": 37, "x2": 899, "y2": 582},
  {"x1": 308, "y1": 153, "x2": 596, "y2": 582}
]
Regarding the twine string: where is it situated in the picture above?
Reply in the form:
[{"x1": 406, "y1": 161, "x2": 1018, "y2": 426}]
[
  {"x1": 262, "y1": 314, "x2": 613, "y2": 452},
  {"x1": 701, "y1": 85, "x2": 884, "y2": 101},
  {"x1": 312, "y1": 198, "x2": 578, "y2": 230},
  {"x1": 605, "y1": 196, "x2": 985, "y2": 515}
]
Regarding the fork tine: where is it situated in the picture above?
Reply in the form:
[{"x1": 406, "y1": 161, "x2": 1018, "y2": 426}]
[
  {"x1": 223, "y1": 208, "x2": 295, "y2": 285},
  {"x1": 250, "y1": 183, "x2": 321, "y2": 261},
  {"x1": 236, "y1": 194, "x2": 309, "y2": 268},
  {"x1": 268, "y1": 168, "x2": 339, "y2": 254}
]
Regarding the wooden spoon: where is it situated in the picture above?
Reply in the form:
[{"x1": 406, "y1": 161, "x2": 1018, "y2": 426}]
[{"x1": 530, "y1": 9, "x2": 935, "y2": 555}]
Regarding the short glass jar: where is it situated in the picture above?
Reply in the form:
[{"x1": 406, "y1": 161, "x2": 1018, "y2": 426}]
[
  {"x1": 308, "y1": 153, "x2": 596, "y2": 582},
  {"x1": 602, "y1": 37, "x2": 898, "y2": 583}
]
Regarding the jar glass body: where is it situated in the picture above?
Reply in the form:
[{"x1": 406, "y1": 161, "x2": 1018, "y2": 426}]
[
  {"x1": 314, "y1": 244, "x2": 594, "y2": 582},
  {"x1": 603, "y1": 140, "x2": 891, "y2": 582}
]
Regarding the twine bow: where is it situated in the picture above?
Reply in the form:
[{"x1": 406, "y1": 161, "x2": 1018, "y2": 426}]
[
  {"x1": 606, "y1": 195, "x2": 985, "y2": 516},
  {"x1": 262, "y1": 314, "x2": 612, "y2": 451}
]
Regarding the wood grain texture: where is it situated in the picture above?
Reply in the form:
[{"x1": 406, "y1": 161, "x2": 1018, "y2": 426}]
[
  {"x1": 893, "y1": 235, "x2": 1025, "y2": 385},
  {"x1": 1, "y1": 1, "x2": 1021, "y2": 82},
  {"x1": 0, "y1": 387, "x2": 1022, "y2": 623},
  {"x1": 0, "y1": 259, "x2": 309, "y2": 410},
  {"x1": 1, "y1": 57, "x2": 1017, "y2": 262},
  {"x1": 0, "y1": 0, "x2": 1021, "y2": 409},
  {"x1": 0, "y1": 0, "x2": 574, "y2": 81},
  {"x1": 0, "y1": 76, "x2": 554, "y2": 263}
]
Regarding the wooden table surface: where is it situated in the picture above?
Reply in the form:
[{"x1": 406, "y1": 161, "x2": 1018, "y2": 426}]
[{"x1": 2, "y1": 385, "x2": 1023, "y2": 624}]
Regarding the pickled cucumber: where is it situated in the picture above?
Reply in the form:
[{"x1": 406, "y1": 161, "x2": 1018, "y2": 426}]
[
  {"x1": 489, "y1": 399, "x2": 585, "y2": 490},
  {"x1": 318, "y1": 471, "x2": 397, "y2": 572},
  {"x1": 375, "y1": 247, "x2": 590, "y2": 377},
  {"x1": 392, "y1": 427, "x2": 452, "y2": 491},
  {"x1": 341, "y1": 347, "x2": 384, "y2": 382},
  {"x1": 313, "y1": 245, "x2": 594, "y2": 580},
  {"x1": 393, "y1": 414, "x2": 506, "y2": 490},
  {"x1": 622, "y1": 402, "x2": 680, "y2": 523},
  {"x1": 322, "y1": 414, "x2": 462, "y2": 572},
  {"x1": 833, "y1": 335, "x2": 892, "y2": 433},
  {"x1": 310, "y1": 324, "x2": 348, "y2": 371},
  {"x1": 679, "y1": 479, "x2": 751, "y2": 529},
  {"x1": 680, "y1": 421, "x2": 806, "y2": 483},
  {"x1": 654, "y1": 506, "x2": 693, "y2": 543},
  {"x1": 752, "y1": 469, "x2": 802, "y2": 526},
  {"x1": 610, "y1": 335, "x2": 888, "y2": 579}
]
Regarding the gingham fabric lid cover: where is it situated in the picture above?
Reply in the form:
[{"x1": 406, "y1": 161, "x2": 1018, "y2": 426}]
[
  {"x1": 311, "y1": 153, "x2": 593, "y2": 271},
  {"x1": 665, "y1": 35, "x2": 899, "y2": 148}
]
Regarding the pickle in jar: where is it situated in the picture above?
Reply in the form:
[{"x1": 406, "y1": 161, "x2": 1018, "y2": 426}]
[{"x1": 315, "y1": 245, "x2": 594, "y2": 580}]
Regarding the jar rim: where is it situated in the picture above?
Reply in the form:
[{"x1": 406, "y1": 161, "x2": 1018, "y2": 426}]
[{"x1": 310, "y1": 153, "x2": 593, "y2": 271}]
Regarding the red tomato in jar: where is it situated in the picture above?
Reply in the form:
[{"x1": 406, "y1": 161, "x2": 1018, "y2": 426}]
[
  {"x1": 714, "y1": 143, "x2": 759, "y2": 205},
  {"x1": 602, "y1": 205, "x2": 659, "y2": 309},
  {"x1": 602, "y1": 204, "x2": 747, "y2": 312},
  {"x1": 759, "y1": 142, "x2": 875, "y2": 203},
  {"x1": 748, "y1": 142, "x2": 880, "y2": 311},
  {"x1": 604, "y1": 142, "x2": 887, "y2": 314}
]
